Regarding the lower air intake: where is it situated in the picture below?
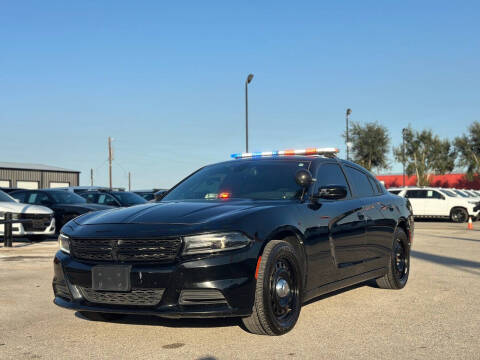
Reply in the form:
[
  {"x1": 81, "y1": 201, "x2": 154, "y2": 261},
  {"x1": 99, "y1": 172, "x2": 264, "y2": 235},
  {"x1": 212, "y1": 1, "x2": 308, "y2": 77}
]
[
  {"x1": 179, "y1": 289, "x2": 227, "y2": 305},
  {"x1": 79, "y1": 287, "x2": 165, "y2": 306}
]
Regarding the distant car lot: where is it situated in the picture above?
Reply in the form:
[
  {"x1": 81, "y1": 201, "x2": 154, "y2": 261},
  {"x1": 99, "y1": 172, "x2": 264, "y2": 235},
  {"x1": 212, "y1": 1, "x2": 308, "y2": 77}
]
[{"x1": 1, "y1": 221, "x2": 478, "y2": 359}]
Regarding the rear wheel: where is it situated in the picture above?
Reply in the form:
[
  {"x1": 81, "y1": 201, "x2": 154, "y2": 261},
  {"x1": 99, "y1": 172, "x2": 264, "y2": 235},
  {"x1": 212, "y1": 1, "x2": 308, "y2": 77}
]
[
  {"x1": 79, "y1": 311, "x2": 125, "y2": 322},
  {"x1": 450, "y1": 207, "x2": 468, "y2": 223},
  {"x1": 242, "y1": 240, "x2": 302, "y2": 336},
  {"x1": 376, "y1": 228, "x2": 410, "y2": 289}
]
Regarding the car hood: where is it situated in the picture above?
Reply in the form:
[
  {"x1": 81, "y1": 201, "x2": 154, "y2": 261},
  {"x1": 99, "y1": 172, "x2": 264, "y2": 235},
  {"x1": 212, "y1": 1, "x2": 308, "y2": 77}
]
[
  {"x1": 74, "y1": 200, "x2": 269, "y2": 225},
  {"x1": 0, "y1": 201, "x2": 53, "y2": 215},
  {"x1": 58, "y1": 203, "x2": 114, "y2": 211}
]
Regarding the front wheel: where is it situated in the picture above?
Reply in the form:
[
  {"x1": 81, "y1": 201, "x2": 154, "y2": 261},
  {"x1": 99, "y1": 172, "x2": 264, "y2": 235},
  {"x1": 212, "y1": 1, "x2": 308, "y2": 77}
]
[
  {"x1": 450, "y1": 207, "x2": 469, "y2": 223},
  {"x1": 242, "y1": 240, "x2": 302, "y2": 336},
  {"x1": 376, "y1": 228, "x2": 410, "y2": 289}
]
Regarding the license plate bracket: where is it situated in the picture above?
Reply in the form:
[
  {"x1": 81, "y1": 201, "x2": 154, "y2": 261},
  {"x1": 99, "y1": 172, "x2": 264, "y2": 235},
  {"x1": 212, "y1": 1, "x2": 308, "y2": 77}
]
[{"x1": 92, "y1": 265, "x2": 131, "y2": 291}]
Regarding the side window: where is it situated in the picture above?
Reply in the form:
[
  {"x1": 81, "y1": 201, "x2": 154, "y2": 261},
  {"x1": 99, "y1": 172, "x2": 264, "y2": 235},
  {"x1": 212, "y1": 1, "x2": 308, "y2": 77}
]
[
  {"x1": 367, "y1": 176, "x2": 382, "y2": 195},
  {"x1": 315, "y1": 163, "x2": 350, "y2": 197},
  {"x1": 343, "y1": 166, "x2": 375, "y2": 198},
  {"x1": 84, "y1": 193, "x2": 98, "y2": 203},
  {"x1": 25, "y1": 192, "x2": 38, "y2": 204},
  {"x1": 427, "y1": 190, "x2": 444, "y2": 199},
  {"x1": 405, "y1": 190, "x2": 428, "y2": 199},
  {"x1": 11, "y1": 192, "x2": 26, "y2": 202},
  {"x1": 36, "y1": 192, "x2": 51, "y2": 206},
  {"x1": 104, "y1": 195, "x2": 118, "y2": 206}
]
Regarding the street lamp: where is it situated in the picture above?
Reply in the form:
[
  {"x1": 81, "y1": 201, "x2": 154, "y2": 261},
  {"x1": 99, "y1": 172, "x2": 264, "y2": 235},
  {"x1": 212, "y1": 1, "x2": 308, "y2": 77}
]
[
  {"x1": 402, "y1": 128, "x2": 408, "y2": 187},
  {"x1": 245, "y1": 74, "x2": 254, "y2": 153},
  {"x1": 346, "y1": 108, "x2": 352, "y2": 161}
]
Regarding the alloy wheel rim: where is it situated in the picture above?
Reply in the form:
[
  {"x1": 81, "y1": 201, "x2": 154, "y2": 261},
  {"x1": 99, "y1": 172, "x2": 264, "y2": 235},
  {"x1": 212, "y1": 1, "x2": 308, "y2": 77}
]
[{"x1": 394, "y1": 239, "x2": 408, "y2": 280}]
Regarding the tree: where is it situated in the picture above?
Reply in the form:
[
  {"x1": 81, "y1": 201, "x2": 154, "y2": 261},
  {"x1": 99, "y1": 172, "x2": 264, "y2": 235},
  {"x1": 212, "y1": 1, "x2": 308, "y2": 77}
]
[
  {"x1": 394, "y1": 127, "x2": 456, "y2": 186},
  {"x1": 345, "y1": 121, "x2": 390, "y2": 172},
  {"x1": 454, "y1": 121, "x2": 480, "y2": 180}
]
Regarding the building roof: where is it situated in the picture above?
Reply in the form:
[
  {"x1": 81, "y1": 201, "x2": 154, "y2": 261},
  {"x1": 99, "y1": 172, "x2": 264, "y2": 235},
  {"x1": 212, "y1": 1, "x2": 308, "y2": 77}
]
[{"x1": 0, "y1": 161, "x2": 80, "y2": 173}]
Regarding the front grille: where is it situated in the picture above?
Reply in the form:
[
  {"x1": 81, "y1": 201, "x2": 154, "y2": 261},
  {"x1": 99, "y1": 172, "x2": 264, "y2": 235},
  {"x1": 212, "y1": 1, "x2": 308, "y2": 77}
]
[
  {"x1": 78, "y1": 287, "x2": 165, "y2": 306},
  {"x1": 20, "y1": 213, "x2": 52, "y2": 231},
  {"x1": 69, "y1": 238, "x2": 182, "y2": 263}
]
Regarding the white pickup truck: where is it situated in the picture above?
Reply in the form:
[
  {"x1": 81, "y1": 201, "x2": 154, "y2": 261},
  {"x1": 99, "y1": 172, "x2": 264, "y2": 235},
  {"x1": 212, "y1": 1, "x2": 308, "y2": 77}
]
[
  {"x1": 0, "y1": 190, "x2": 56, "y2": 241},
  {"x1": 388, "y1": 187, "x2": 480, "y2": 223}
]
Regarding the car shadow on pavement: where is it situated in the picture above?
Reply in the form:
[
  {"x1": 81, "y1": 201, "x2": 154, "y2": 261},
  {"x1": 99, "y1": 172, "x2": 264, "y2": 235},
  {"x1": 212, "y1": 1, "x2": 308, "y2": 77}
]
[
  {"x1": 432, "y1": 234, "x2": 480, "y2": 243},
  {"x1": 74, "y1": 311, "x2": 241, "y2": 329},
  {"x1": 411, "y1": 250, "x2": 480, "y2": 275}
]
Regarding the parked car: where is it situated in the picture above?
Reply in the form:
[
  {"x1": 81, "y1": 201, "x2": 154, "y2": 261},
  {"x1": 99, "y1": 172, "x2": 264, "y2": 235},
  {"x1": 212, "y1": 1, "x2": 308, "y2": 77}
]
[
  {"x1": 9, "y1": 189, "x2": 113, "y2": 232},
  {"x1": 56, "y1": 186, "x2": 110, "y2": 194},
  {"x1": 133, "y1": 189, "x2": 165, "y2": 202},
  {"x1": 80, "y1": 190, "x2": 147, "y2": 207},
  {"x1": 53, "y1": 147, "x2": 413, "y2": 335},
  {"x1": 388, "y1": 187, "x2": 479, "y2": 222},
  {"x1": 0, "y1": 189, "x2": 55, "y2": 241}
]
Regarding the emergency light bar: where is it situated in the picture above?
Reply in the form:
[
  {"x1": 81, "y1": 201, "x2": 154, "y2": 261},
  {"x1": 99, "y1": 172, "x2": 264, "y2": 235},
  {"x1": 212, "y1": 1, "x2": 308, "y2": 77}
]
[{"x1": 230, "y1": 147, "x2": 339, "y2": 159}]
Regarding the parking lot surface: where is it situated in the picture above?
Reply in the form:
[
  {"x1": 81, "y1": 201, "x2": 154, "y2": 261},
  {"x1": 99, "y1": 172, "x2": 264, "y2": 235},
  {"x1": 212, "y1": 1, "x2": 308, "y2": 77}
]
[{"x1": 1, "y1": 222, "x2": 479, "y2": 360}]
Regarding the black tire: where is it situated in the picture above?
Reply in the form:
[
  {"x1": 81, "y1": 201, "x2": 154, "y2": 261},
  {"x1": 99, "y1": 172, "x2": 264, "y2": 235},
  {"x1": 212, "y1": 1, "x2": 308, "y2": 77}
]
[
  {"x1": 242, "y1": 240, "x2": 302, "y2": 336},
  {"x1": 450, "y1": 207, "x2": 469, "y2": 223},
  {"x1": 79, "y1": 311, "x2": 125, "y2": 322},
  {"x1": 376, "y1": 228, "x2": 410, "y2": 289}
]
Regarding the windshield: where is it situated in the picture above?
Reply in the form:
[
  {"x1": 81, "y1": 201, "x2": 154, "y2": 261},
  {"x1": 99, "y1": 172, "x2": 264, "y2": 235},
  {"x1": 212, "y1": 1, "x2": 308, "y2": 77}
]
[
  {"x1": 453, "y1": 190, "x2": 469, "y2": 198},
  {"x1": 0, "y1": 190, "x2": 15, "y2": 203},
  {"x1": 113, "y1": 192, "x2": 147, "y2": 205},
  {"x1": 49, "y1": 191, "x2": 87, "y2": 204},
  {"x1": 163, "y1": 160, "x2": 309, "y2": 201},
  {"x1": 439, "y1": 189, "x2": 457, "y2": 197}
]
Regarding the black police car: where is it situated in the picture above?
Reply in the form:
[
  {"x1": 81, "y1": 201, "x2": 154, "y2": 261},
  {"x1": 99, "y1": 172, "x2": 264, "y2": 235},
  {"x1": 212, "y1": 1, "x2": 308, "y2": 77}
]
[{"x1": 53, "y1": 148, "x2": 413, "y2": 335}]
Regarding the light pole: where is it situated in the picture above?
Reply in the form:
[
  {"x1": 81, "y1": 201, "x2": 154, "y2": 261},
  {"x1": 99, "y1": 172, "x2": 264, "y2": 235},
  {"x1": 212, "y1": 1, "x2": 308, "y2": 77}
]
[
  {"x1": 402, "y1": 128, "x2": 407, "y2": 187},
  {"x1": 345, "y1": 108, "x2": 352, "y2": 160},
  {"x1": 245, "y1": 74, "x2": 254, "y2": 153}
]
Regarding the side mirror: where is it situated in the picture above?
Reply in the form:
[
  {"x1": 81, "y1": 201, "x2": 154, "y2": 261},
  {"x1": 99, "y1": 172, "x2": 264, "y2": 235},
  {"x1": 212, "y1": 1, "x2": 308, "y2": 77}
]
[
  {"x1": 316, "y1": 185, "x2": 348, "y2": 200},
  {"x1": 295, "y1": 169, "x2": 313, "y2": 188}
]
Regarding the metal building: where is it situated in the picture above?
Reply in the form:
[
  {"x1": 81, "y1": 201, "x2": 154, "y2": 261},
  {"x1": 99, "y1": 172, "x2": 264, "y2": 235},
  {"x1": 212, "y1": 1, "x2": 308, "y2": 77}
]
[{"x1": 0, "y1": 162, "x2": 80, "y2": 189}]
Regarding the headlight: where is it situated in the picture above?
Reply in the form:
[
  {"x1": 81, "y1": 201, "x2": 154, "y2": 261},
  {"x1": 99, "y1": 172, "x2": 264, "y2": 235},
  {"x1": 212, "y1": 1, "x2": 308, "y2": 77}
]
[
  {"x1": 182, "y1": 232, "x2": 252, "y2": 255},
  {"x1": 12, "y1": 213, "x2": 20, "y2": 220},
  {"x1": 58, "y1": 234, "x2": 70, "y2": 254}
]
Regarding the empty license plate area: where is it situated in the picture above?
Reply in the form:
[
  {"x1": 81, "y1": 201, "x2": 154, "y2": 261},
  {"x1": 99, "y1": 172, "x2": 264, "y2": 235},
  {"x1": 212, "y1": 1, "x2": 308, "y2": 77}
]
[{"x1": 92, "y1": 265, "x2": 131, "y2": 292}]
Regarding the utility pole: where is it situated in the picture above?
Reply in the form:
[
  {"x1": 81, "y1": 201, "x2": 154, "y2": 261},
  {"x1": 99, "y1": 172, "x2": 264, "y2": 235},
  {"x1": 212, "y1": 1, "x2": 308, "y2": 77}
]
[
  {"x1": 346, "y1": 108, "x2": 352, "y2": 161},
  {"x1": 108, "y1": 137, "x2": 113, "y2": 190},
  {"x1": 402, "y1": 128, "x2": 407, "y2": 187},
  {"x1": 90, "y1": 168, "x2": 94, "y2": 186},
  {"x1": 128, "y1": 172, "x2": 131, "y2": 191},
  {"x1": 245, "y1": 74, "x2": 254, "y2": 153}
]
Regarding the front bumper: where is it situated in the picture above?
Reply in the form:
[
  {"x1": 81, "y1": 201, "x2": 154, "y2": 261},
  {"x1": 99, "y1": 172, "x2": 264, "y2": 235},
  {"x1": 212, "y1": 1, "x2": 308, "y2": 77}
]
[{"x1": 53, "y1": 246, "x2": 258, "y2": 318}]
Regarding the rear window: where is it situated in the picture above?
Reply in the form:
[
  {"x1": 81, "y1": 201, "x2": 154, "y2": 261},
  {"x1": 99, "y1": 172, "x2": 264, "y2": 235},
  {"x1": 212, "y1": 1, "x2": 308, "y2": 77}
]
[{"x1": 343, "y1": 166, "x2": 375, "y2": 198}]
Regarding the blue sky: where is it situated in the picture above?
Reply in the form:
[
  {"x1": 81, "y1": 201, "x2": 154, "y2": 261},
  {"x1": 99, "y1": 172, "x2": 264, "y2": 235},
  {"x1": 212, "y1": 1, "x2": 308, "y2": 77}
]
[{"x1": 1, "y1": 1, "x2": 479, "y2": 188}]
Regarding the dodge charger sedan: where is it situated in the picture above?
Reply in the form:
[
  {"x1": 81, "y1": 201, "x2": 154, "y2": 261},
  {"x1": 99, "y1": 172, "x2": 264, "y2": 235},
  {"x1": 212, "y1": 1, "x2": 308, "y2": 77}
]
[{"x1": 53, "y1": 148, "x2": 413, "y2": 335}]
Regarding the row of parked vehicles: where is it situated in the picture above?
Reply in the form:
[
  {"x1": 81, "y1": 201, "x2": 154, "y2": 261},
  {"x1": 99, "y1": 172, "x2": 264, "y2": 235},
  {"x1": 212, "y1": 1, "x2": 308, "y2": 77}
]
[
  {"x1": 0, "y1": 187, "x2": 167, "y2": 241},
  {"x1": 388, "y1": 186, "x2": 480, "y2": 222}
]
